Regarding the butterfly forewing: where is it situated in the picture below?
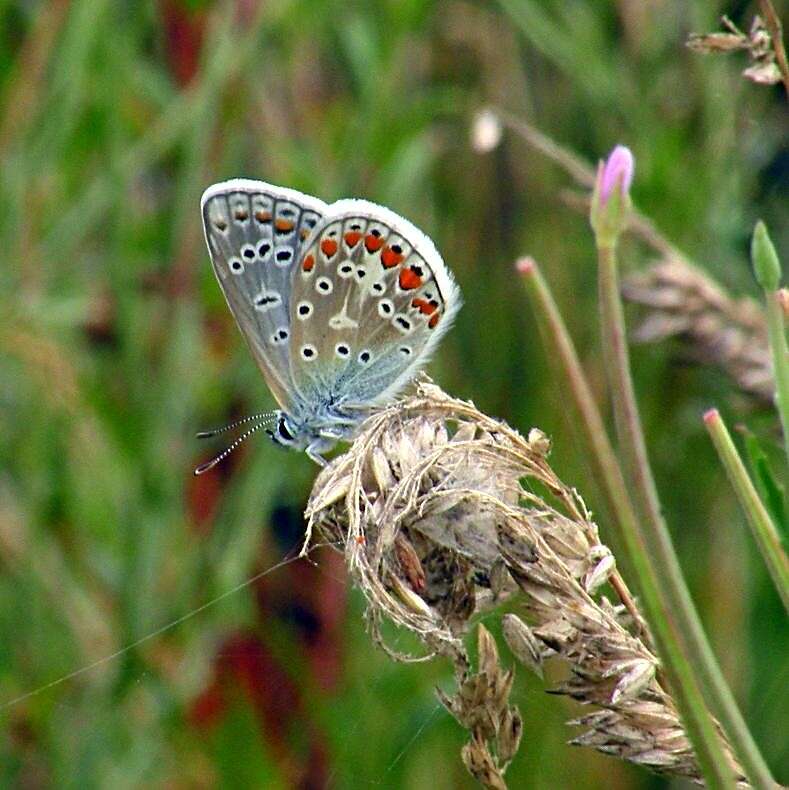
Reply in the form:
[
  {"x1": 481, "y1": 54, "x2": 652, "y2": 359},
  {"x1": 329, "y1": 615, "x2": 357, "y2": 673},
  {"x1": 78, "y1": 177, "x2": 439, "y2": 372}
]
[
  {"x1": 201, "y1": 180, "x2": 327, "y2": 409},
  {"x1": 287, "y1": 199, "x2": 461, "y2": 408}
]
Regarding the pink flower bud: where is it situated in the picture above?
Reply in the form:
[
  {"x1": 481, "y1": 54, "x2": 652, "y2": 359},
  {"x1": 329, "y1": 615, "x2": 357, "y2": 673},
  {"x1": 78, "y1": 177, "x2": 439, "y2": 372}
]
[
  {"x1": 590, "y1": 145, "x2": 635, "y2": 245},
  {"x1": 598, "y1": 145, "x2": 634, "y2": 205}
]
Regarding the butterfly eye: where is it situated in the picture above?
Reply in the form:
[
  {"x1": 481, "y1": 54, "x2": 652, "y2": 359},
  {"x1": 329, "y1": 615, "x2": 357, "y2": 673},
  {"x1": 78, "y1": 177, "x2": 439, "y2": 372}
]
[
  {"x1": 241, "y1": 244, "x2": 257, "y2": 261},
  {"x1": 229, "y1": 257, "x2": 244, "y2": 274},
  {"x1": 358, "y1": 350, "x2": 372, "y2": 364},
  {"x1": 399, "y1": 346, "x2": 412, "y2": 356},
  {"x1": 335, "y1": 343, "x2": 351, "y2": 359},
  {"x1": 257, "y1": 241, "x2": 272, "y2": 259},
  {"x1": 338, "y1": 262, "x2": 354, "y2": 279},
  {"x1": 277, "y1": 417, "x2": 295, "y2": 442}
]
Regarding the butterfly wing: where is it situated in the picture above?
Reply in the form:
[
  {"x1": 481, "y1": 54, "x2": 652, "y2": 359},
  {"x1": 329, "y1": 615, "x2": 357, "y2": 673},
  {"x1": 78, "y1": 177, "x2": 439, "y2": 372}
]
[
  {"x1": 201, "y1": 179, "x2": 327, "y2": 409},
  {"x1": 287, "y1": 199, "x2": 461, "y2": 411}
]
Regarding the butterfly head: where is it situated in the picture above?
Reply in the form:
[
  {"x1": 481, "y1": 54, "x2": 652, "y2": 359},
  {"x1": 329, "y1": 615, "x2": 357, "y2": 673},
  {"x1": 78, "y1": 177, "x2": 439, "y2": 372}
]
[{"x1": 267, "y1": 404, "x2": 362, "y2": 466}]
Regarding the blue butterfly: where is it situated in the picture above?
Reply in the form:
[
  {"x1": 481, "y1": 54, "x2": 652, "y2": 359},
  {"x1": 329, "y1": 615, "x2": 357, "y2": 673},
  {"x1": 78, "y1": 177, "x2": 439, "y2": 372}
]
[{"x1": 197, "y1": 180, "x2": 461, "y2": 470}]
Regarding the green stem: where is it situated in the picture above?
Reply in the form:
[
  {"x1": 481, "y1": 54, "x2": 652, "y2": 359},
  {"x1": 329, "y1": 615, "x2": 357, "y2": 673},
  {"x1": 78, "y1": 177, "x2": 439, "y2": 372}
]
[
  {"x1": 518, "y1": 258, "x2": 740, "y2": 788},
  {"x1": 705, "y1": 409, "x2": 789, "y2": 612},
  {"x1": 596, "y1": 242, "x2": 775, "y2": 789},
  {"x1": 764, "y1": 292, "x2": 789, "y2": 467}
]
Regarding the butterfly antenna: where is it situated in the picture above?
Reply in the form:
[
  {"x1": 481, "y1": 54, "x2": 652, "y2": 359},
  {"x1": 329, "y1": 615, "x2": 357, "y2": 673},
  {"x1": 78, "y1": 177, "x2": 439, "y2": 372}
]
[
  {"x1": 196, "y1": 412, "x2": 277, "y2": 439},
  {"x1": 194, "y1": 421, "x2": 269, "y2": 475}
]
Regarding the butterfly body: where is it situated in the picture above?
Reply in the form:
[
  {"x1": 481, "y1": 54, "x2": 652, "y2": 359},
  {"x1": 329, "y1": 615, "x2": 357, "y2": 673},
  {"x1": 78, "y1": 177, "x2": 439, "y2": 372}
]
[{"x1": 201, "y1": 180, "x2": 461, "y2": 465}]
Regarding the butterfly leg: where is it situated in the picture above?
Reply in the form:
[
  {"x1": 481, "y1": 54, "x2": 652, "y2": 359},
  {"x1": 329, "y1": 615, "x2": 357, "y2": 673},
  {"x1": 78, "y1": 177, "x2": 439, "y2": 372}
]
[
  {"x1": 319, "y1": 427, "x2": 344, "y2": 440},
  {"x1": 306, "y1": 446, "x2": 328, "y2": 467},
  {"x1": 305, "y1": 426, "x2": 348, "y2": 465}
]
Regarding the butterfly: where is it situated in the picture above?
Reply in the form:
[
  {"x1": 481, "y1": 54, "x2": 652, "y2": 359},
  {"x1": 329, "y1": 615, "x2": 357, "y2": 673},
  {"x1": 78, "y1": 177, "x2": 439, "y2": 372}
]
[{"x1": 197, "y1": 179, "x2": 461, "y2": 470}]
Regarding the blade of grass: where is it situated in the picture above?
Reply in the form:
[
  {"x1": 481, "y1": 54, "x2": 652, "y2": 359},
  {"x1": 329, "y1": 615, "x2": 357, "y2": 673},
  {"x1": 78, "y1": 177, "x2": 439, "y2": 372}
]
[
  {"x1": 764, "y1": 291, "x2": 789, "y2": 467},
  {"x1": 40, "y1": 1, "x2": 270, "y2": 261},
  {"x1": 704, "y1": 409, "x2": 789, "y2": 612},
  {"x1": 751, "y1": 220, "x2": 789, "y2": 466},
  {"x1": 596, "y1": 238, "x2": 775, "y2": 788},
  {"x1": 0, "y1": 0, "x2": 71, "y2": 153},
  {"x1": 518, "y1": 257, "x2": 741, "y2": 788}
]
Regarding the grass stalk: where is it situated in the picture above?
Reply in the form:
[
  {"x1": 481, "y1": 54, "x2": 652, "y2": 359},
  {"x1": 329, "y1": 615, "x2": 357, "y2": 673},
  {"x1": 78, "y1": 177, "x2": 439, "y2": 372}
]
[
  {"x1": 596, "y1": 240, "x2": 775, "y2": 788},
  {"x1": 704, "y1": 409, "x2": 789, "y2": 612},
  {"x1": 518, "y1": 257, "x2": 740, "y2": 788},
  {"x1": 764, "y1": 292, "x2": 789, "y2": 467}
]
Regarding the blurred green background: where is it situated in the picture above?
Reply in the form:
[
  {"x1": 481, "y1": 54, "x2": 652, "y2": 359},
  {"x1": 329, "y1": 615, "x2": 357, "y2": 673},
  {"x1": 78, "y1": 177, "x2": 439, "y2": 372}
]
[{"x1": 0, "y1": 0, "x2": 786, "y2": 787}]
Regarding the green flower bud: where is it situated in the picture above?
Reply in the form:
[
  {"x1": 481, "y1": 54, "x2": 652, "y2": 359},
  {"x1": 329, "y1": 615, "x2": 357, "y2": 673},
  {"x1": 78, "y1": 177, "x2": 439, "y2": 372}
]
[{"x1": 751, "y1": 220, "x2": 781, "y2": 292}]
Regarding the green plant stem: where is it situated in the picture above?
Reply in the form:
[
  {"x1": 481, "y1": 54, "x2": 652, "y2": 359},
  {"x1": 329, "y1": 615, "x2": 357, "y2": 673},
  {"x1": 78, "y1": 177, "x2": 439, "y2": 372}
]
[
  {"x1": 705, "y1": 409, "x2": 789, "y2": 612},
  {"x1": 764, "y1": 292, "x2": 789, "y2": 467},
  {"x1": 596, "y1": 242, "x2": 775, "y2": 789},
  {"x1": 519, "y1": 258, "x2": 740, "y2": 788}
]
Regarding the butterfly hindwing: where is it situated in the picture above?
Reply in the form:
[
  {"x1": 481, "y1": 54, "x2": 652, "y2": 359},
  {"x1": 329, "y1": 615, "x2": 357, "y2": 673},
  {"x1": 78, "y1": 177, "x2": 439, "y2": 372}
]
[
  {"x1": 201, "y1": 179, "x2": 327, "y2": 409},
  {"x1": 287, "y1": 199, "x2": 461, "y2": 408}
]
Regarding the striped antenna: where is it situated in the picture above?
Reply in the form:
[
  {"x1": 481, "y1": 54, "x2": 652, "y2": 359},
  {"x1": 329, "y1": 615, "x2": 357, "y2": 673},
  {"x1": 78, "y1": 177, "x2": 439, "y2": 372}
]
[
  {"x1": 193, "y1": 419, "x2": 272, "y2": 475},
  {"x1": 196, "y1": 412, "x2": 277, "y2": 439}
]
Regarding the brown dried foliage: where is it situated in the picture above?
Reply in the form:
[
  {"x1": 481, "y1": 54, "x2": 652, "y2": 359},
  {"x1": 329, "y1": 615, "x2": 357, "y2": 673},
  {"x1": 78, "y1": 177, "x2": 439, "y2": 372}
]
[
  {"x1": 622, "y1": 257, "x2": 772, "y2": 406},
  {"x1": 687, "y1": 10, "x2": 788, "y2": 91},
  {"x1": 305, "y1": 382, "x2": 746, "y2": 787}
]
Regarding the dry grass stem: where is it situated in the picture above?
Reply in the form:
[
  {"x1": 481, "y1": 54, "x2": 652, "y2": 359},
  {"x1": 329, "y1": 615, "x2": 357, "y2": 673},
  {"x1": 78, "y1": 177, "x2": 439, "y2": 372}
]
[{"x1": 305, "y1": 382, "x2": 746, "y2": 787}]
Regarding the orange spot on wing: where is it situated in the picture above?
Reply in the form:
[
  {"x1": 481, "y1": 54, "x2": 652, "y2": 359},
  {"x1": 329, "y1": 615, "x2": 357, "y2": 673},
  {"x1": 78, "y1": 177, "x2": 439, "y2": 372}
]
[
  {"x1": 320, "y1": 239, "x2": 338, "y2": 257},
  {"x1": 275, "y1": 218, "x2": 295, "y2": 232},
  {"x1": 411, "y1": 298, "x2": 437, "y2": 315},
  {"x1": 365, "y1": 234, "x2": 385, "y2": 253},
  {"x1": 428, "y1": 313, "x2": 440, "y2": 329},
  {"x1": 302, "y1": 254, "x2": 315, "y2": 272},
  {"x1": 398, "y1": 268, "x2": 423, "y2": 290},
  {"x1": 344, "y1": 231, "x2": 362, "y2": 247},
  {"x1": 255, "y1": 210, "x2": 272, "y2": 223},
  {"x1": 381, "y1": 246, "x2": 404, "y2": 268}
]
